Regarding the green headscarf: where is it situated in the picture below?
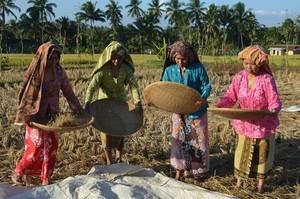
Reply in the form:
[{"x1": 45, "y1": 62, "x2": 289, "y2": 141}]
[{"x1": 91, "y1": 41, "x2": 134, "y2": 77}]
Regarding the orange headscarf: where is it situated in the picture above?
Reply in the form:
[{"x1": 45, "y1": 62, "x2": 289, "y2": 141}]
[
  {"x1": 15, "y1": 42, "x2": 61, "y2": 125},
  {"x1": 238, "y1": 45, "x2": 272, "y2": 75}
]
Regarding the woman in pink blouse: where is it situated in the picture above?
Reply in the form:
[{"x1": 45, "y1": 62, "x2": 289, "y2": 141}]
[
  {"x1": 12, "y1": 42, "x2": 83, "y2": 186},
  {"x1": 216, "y1": 45, "x2": 281, "y2": 193}
]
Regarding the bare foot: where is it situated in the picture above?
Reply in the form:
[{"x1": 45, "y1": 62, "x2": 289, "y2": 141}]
[
  {"x1": 183, "y1": 170, "x2": 192, "y2": 178},
  {"x1": 115, "y1": 148, "x2": 122, "y2": 164},
  {"x1": 257, "y1": 179, "x2": 264, "y2": 193},
  {"x1": 42, "y1": 178, "x2": 50, "y2": 186},
  {"x1": 175, "y1": 170, "x2": 181, "y2": 180},
  {"x1": 11, "y1": 173, "x2": 23, "y2": 185},
  {"x1": 104, "y1": 149, "x2": 113, "y2": 165},
  {"x1": 236, "y1": 178, "x2": 242, "y2": 188},
  {"x1": 24, "y1": 175, "x2": 32, "y2": 186}
]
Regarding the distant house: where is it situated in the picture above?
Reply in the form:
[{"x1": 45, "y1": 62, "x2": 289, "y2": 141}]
[{"x1": 269, "y1": 45, "x2": 300, "y2": 56}]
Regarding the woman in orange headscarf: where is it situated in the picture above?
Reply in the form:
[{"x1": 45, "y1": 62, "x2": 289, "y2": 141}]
[
  {"x1": 216, "y1": 45, "x2": 281, "y2": 193},
  {"x1": 12, "y1": 42, "x2": 83, "y2": 186}
]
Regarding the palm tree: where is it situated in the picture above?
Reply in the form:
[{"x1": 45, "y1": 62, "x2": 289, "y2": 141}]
[
  {"x1": 126, "y1": 0, "x2": 144, "y2": 19},
  {"x1": 185, "y1": 0, "x2": 206, "y2": 49},
  {"x1": 186, "y1": 0, "x2": 205, "y2": 27},
  {"x1": 231, "y1": 2, "x2": 251, "y2": 48},
  {"x1": 26, "y1": 0, "x2": 56, "y2": 43},
  {"x1": 203, "y1": 4, "x2": 220, "y2": 55},
  {"x1": 7, "y1": 19, "x2": 23, "y2": 53},
  {"x1": 76, "y1": 1, "x2": 105, "y2": 55},
  {"x1": 218, "y1": 5, "x2": 233, "y2": 55},
  {"x1": 0, "y1": 0, "x2": 20, "y2": 26},
  {"x1": 148, "y1": 0, "x2": 165, "y2": 22},
  {"x1": 132, "y1": 12, "x2": 163, "y2": 53},
  {"x1": 0, "y1": 0, "x2": 20, "y2": 53},
  {"x1": 76, "y1": 1, "x2": 105, "y2": 26},
  {"x1": 105, "y1": 0, "x2": 123, "y2": 40},
  {"x1": 245, "y1": 12, "x2": 260, "y2": 45},
  {"x1": 165, "y1": 0, "x2": 185, "y2": 28},
  {"x1": 19, "y1": 12, "x2": 40, "y2": 47},
  {"x1": 56, "y1": 16, "x2": 70, "y2": 52},
  {"x1": 295, "y1": 15, "x2": 300, "y2": 44},
  {"x1": 281, "y1": 18, "x2": 295, "y2": 44},
  {"x1": 264, "y1": 26, "x2": 284, "y2": 46}
]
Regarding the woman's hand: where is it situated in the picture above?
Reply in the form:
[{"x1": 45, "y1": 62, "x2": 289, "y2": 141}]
[
  {"x1": 135, "y1": 102, "x2": 143, "y2": 116},
  {"x1": 195, "y1": 99, "x2": 207, "y2": 107},
  {"x1": 85, "y1": 102, "x2": 91, "y2": 113},
  {"x1": 24, "y1": 116, "x2": 33, "y2": 126}
]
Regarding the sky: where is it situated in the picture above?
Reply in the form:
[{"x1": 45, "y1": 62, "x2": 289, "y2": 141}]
[{"x1": 11, "y1": 0, "x2": 300, "y2": 27}]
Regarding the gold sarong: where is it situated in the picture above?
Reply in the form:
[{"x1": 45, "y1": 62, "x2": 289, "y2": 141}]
[{"x1": 234, "y1": 134, "x2": 275, "y2": 179}]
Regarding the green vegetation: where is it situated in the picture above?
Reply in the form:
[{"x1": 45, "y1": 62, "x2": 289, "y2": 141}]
[
  {"x1": 3, "y1": 53, "x2": 300, "y2": 68},
  {"x1": 0, "y1": 1, "x2": 300, "y2": 56}
]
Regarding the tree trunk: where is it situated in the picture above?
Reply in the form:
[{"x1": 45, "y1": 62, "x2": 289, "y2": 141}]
[
  {"x1": 20, "y1": 34, "x2": 24, "y2": 54},
  {"x1": 90, "y1": 21, "x2": 94, "y2": 57},
  {"x1": 1, "y1": 11, "x2": 5, "y2": 53},
  {"x1": 41, "y1": 16, "x2": 44, "y2": 43},
  {"x1": 240, "y1": 32, "x2": 244, "y2": 49},
  {"x1": 76, "y1": 20, "x2": 81, "y2": 65}
]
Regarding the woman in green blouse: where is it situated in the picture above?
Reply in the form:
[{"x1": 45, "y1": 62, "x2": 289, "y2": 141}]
[{"x1": 85, "y1": 41, "x2": 141, "y2": 165}]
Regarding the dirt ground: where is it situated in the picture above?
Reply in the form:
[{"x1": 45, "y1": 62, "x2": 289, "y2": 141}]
[{"x1": 0, "y1": 65, "x2": 299, "y2": 199}]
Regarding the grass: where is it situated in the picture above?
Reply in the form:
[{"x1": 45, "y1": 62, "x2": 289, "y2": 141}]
[{"x1": 1, "y1": 53, "x2": 300, "y2": 68}]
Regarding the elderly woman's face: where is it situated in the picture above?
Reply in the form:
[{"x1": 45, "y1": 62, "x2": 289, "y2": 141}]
[
  {"x1": 111, "y1": 54, "x2": 125, "y2": 67},
  {"x1": 48, "y1": 51, "x2": 60, "y2": 68},
  {"x1": 174, "y1": 53, "x2": 188, "y2": 68},
  {"x1": 243, "y1": 58, "x2": 260, "y2": 75}
]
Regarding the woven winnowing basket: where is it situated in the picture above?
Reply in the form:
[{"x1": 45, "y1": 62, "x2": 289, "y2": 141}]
[
  {"x1": 89, "y1": 99, "x2": 143, "y2": 136},
  {"x1": 143, "y1": 82, "x2": 202, "y2": 114},
  {"x1": 208, "y1": 107, "x2": 276, "y2": 120},
  {"x1": 31, "y1": 116, "x2": 94, "y2": 133}
]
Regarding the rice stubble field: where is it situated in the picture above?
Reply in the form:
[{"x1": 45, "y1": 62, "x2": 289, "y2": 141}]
[{"x1": 0, "y1": 56, "x2": 299, "y2": 199}]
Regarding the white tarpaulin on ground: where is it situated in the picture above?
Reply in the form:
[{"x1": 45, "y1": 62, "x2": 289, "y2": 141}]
[
  {"x1": 281, "y1": 105, "x2": 300, "y2": 112},
  {"x1": 1, "y1": 163, "x2": 237, "y2": 199}
]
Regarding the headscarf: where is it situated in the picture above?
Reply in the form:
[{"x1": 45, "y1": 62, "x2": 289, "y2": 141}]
[
  {"x1": 15, "y1": 42, "x2": 61, "y2": 125},
  {"x1": 238, "y1": 45, "x2": 272, "y2": 75},
  {"x1": 90, "y1": 41, "x2": 134, "y2": 77},
  {"x1": 161, "y1": 41, "x2": 200, "y2": 80}
]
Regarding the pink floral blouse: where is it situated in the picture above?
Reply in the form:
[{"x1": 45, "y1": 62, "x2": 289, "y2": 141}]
[{"x1": 216, "y1": 70, "x2": 281, "y2": 138}]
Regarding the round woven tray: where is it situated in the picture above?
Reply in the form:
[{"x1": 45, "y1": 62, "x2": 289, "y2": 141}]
[
  {"x1": 208, "y1": 107, "x2": 275, "y2": 120},
  {"x1": 89, "y1": 99, "x2": 143, "y2": 136},
  {"x1": 143, "y1": 82, "x2": 203, "y2": 114},
  {"x1": 31, "y1": 116, "x2": 94, "y2": 132}
]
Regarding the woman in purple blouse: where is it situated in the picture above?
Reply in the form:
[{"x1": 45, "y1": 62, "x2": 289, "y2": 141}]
[{"x1": 12, "y1": 42, "x2": 83, "y2": 186}]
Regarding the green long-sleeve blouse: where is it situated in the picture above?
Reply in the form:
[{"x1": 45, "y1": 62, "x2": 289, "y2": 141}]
[{"x1": 85, "y1": 63, "x2": 140, "y2": 104}]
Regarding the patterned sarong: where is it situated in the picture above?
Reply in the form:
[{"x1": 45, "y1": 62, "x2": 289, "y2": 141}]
[
  {"x1": 170, "y1": 113, "x2": 209, "y2": 178},
  {"x1": 15, "y1": 125, "x2": 59, "y2": 182}
]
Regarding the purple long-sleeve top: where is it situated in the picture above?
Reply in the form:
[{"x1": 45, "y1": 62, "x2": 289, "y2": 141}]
[{"x1": 36, "y1": 65, "x2": 82, "y2": 118}]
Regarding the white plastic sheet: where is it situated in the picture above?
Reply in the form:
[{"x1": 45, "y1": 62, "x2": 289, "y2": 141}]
[
  {"x1": 281, "y1": 105, "x2": 300, "y2": 112},
  {"x1": 2, "y1": 163, "x2": 237, "y2": 199}
]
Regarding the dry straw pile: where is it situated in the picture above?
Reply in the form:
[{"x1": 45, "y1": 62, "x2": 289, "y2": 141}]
[{"x1": 0, "y1": 64, "x2": 299, "y2": 199}]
